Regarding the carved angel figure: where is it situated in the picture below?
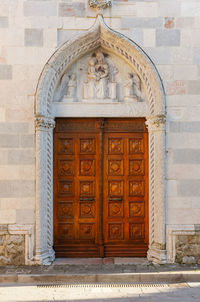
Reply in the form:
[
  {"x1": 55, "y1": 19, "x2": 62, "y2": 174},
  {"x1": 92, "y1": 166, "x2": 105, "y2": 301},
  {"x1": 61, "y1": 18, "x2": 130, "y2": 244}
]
[
  {"x1": 124, "y1": 73, "x2": 143, "y2": 102},
  {"x1": 67, "y1": 74, "x2": 77, "y2": 98}
]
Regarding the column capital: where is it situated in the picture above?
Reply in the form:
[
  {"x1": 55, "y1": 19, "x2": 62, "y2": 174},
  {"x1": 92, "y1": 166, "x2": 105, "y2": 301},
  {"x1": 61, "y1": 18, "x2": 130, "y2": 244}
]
[
  {"x1": 145, "y1": 115, "x2": 166, "y2": 131},
  {"x1": 35, "y1": 116, "x2": 55, "y2": 130}
]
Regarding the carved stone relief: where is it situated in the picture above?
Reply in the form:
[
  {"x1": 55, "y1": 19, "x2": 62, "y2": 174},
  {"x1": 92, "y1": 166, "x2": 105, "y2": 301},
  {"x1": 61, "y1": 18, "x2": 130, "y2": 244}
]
[{"x1": 53, "y1": 49, "x2": 146, "y2": 110}]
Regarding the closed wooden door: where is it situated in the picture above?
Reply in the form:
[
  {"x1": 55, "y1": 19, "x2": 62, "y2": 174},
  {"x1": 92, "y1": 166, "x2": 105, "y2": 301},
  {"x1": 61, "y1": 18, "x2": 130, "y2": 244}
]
[
  {"x1": 103, "y1": 119, "x2": 148, "y2": 257},
  {"x1": 54, "y1": 118, "x2": 148, "y2": 257}
]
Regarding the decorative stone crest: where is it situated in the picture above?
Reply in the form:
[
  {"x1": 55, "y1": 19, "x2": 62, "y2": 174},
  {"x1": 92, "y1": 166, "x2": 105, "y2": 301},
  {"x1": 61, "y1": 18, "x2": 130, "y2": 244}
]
[{"x1": 89, "y1": 0, "x2": 112, "y2": 9}]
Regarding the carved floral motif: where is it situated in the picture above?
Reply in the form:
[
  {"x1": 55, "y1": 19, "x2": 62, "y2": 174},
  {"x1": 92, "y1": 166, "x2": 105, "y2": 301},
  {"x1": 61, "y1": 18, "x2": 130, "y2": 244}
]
[{"x1": 89, "y1": 0, "x2": 112, "y2": 9}]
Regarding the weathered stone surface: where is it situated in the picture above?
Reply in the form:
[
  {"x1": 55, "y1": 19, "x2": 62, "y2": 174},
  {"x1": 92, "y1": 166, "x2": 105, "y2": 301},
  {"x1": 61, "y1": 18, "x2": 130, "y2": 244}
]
[
  {"x1": 0, "y1": 65, "x2": 12, "y2": 80},
  {"x1": 24, "y1": 29, "x2": 43, "y2": 47},
  {"x1": 169, "y1": 122, "x2": 200, "y2": 133},
  {"x1": 0, "y1": 234, "x2": 25, "y2": 265},
  {"x1": 173, "y1": 149, "x2": 200, "y2": 164},
  {"x1": 59, "y1": 3, "x2": 85, "y2": 17},
  {"x1": 156, "y1": 29, "x2": 180, "y2": 47},
  {"x1": 121, "y1": 17, "x2": 163, "y2": 29},
  {"x1": 23, "y1": 1, "x2": 57, "y2": 17},
  {"x1": 175, "y1": 234, "x2": 200, "y2": 264},
  {"x1": 0, "y1": 16, "x2": 8, "y2": 28},
  {"x1": 0, "y1": 134, "x2": 19, "y2": 148},
  {"x1": 0, "y1": 180, "x2": 35, "y2": 198},
  {"x1": 177, "y1": 180, "x2": 200, "y2": 197}
]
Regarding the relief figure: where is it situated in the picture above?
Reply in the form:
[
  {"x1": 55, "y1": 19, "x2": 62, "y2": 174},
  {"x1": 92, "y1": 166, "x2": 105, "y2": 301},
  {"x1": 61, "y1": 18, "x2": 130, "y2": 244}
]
[{"x1": 124, "y1": 73, "x2": 143, "y2": 102}]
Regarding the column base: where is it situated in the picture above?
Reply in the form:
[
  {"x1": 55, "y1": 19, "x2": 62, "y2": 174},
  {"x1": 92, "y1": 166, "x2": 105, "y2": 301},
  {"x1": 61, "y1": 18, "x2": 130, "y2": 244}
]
[{"x1": 147, "y1": 245, "x2": 167, "y2": 264}]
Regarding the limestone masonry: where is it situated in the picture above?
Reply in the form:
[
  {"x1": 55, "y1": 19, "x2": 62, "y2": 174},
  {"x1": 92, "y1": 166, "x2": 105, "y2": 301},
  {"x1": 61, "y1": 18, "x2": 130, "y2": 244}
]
[{"x1": 0, "y1": 0, "x2": 200, "y2": 265}]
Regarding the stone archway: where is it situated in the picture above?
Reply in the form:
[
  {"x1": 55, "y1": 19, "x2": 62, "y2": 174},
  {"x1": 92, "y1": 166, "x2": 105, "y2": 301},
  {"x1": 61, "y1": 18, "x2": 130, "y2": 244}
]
[{"x1": 35, "y1": 15, "x2": 166, "y2": 264}]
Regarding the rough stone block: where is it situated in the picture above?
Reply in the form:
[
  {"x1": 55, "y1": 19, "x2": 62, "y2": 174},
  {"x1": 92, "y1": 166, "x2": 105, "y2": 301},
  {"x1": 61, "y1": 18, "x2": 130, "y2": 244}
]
[
  {"x1": 0, "y1": 65, "x2": 12, "y2": 80},
  {"x1": 57, "y1": 29, "x2": 82, "y2": 46},
  {"x1": 173, "y1": 149, "x2": 200, "y2": 164},
  {"x1": 143, "y1": 29, "x2": 155, "y2": 47},
  {"x1": 181, "y1": 3, "x2": 200, "y2": 17},
  {"x1": 188, "y1": 80, "x2": 200, "y2": 94},
  {"x1": 0, "y1": 165, "x2": 35, "y2": 180},
  {"x1": 176, "y1": 17, "x2": 194, "y2": 28},
  {"x1": 0, "y1": 180, "x2": 35, "y2": 198},
  {"x1": 177, "y1": 180, "x2": 200, "y2": 197},
  {"x1": 0, "y1": 16, "x2": 8, "y2": 28},
  {"x1": 144, "y1": 47, "x2": 171, "y2": 64},
  {"x1": 20, "y1": 134, "x2": 34, "y2": 148},
  {"x1": 16, "y1": 209, "x2": 35, "y2": 224},
  {"x1": 23, "y1": 1, "x2": 57, "y2": 17},
  {"x1": 0, "y1": 210, "x2": 16, "y2": 224},
  {"x1": 121, "y1": 17, "x2": 163, "y2": 29},
  {"x1": 174, "y1": 65, "x2": 198, "y2": 80},
  {"x1": 8, "y1": 149, "x2": 34, "y2": 165},
  {"x1": 24, "y1": 29, "x2": 43, "y2": 47},
  {"x1": 129, "y1": 29, "x2": 143, "y2": 46},
  {"x1": 0, "y1": 123, "x2": 29, "y2": 134},
  {"x1": 172, "y1": 47, "x2": 193, "y2": 64},
  {"x1": 0, "y1": 134, "x2": 19, "y2": 148},
  {"x1": 0, "y1": 198, "x2": 35, "y2": 210},
  {"x1": 166, "y1": 80, "x2": 187, "y2": 95},
  {"x1": 193, "y1": 47, "x2": 200, "y2": 64},
  {"x1": 156, "y1": 29, "x2": 180, "y2": 47},
  {"x1": 136, "y1": 2, "x2": 158, "y2": 18},
  {"x1": 160, "y1": 1, "x2": 180, "y2": 17},
  {"x1": 59, "y1": 2, "x2": 85, "y2": 17},
  {"x1": 0, "y1": 150, "x2": 8, "y2": 165}
]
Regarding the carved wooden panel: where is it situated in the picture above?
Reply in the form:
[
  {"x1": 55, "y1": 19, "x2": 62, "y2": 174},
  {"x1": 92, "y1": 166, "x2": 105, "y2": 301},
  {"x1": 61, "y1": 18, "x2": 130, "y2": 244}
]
[
  {"x1": 129, "y1": 180, "x2": 144, "y2": 196},
  {"x1": 129, "y1": 138, "x2": 144, "y2": 154},
  {"x1": 108, "y1": 138, "x2": 123, "y2": 154},
  {"x1": 129, "y1": 202, "x2": 144, "y2": 217},
  {"x1": 58, "y1": 202, "x2": 74, "y2": 219},
  {"x1": 129, "y1": 223, "x2": 145, "y2": 240},
  {"x1": 58, "y1": 138, "x2": 73, "y2": 154},
  {"x1": 80, "y1": 138, "x2": 96, "y2": 154},
  {"x1": 129, "y1": 159, "x2": 144, "y2": 176},
  {"x1": 80, "y1": 181, "x2": 95, "y2": 196},
  {"x1": 58, "y1": 181, "x2": 74, "y2": 196},
  {"x1": 108, "y1": 180, "x2": 123, "y2": 196},
  {"x1": 108, "y1": 223, "x2": 123, "y2": 240},
  {"x1": 58, "y1": 160, "x2": 74, "y2": 177},
  {"x1": 108, "y1": 160, "x2": 123, "y2": 176},
  {"x1": 80, "y1": 202, "x2": 95, "y2": 218},
  {"x1": 58, "y1": 223, "x2": 74, "y2": 241},
  {"x1": 79, "y1": 223, "x2": 94, "y2": 240},
  {"x1": 80, "y1": 160, "x2": 95, "y2": 176},
  {"x1": 108, "y1": 202, "x2": 123, "y2": 217}
]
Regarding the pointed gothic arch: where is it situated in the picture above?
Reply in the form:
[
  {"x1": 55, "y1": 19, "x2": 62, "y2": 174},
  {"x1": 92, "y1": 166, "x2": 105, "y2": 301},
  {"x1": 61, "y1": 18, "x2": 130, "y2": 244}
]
[{"x1": 35, "y1": 15, "x2": 166, "y2": 264}]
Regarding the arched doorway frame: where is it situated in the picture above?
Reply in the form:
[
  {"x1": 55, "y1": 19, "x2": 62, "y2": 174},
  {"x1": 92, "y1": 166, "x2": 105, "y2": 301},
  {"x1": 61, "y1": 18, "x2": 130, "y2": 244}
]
[{"x1": 35, "y1": 15, "x2": 166, "y2": 264}]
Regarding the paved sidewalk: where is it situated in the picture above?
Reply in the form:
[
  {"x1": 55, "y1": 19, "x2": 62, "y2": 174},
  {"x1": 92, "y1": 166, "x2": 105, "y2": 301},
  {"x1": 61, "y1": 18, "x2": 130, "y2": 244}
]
[{"x1": 0, "y1": 282, "x2": 200, "y2": 302}]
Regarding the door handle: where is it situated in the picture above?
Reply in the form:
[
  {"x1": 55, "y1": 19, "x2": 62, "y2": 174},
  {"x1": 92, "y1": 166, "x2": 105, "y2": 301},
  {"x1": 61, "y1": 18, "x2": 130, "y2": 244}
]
[
  {"x1": 109, "y1": 197, "x2": 122, "y2": 201},
  {"x1": 80, "y1": 197, "x2": 94, "y2": 201}
]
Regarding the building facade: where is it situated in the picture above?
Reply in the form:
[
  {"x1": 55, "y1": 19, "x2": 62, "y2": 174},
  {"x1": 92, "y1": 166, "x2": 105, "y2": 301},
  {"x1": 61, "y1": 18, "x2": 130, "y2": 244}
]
[{"x1": 0, "y1": 0, "x2": 200, "y2": 265}]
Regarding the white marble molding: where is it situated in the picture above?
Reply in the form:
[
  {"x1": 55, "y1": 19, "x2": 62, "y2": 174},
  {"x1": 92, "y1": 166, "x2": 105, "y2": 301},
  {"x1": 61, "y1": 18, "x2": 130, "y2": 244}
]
[{"x1": 35, "y1": 15, "x2": 166, "y2": 264}]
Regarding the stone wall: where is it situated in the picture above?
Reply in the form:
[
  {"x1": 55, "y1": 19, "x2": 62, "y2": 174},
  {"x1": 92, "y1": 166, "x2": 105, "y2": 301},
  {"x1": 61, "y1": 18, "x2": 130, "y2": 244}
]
[
  {"x1": 0, "y1": 0, "x2": 200, "y2": 264},
  {"x1": 0, "y1": 226, "x2": 25, "y2": 265},
  {"x1": 176, "y1": 234, "x2": 200, "y2": 264}
]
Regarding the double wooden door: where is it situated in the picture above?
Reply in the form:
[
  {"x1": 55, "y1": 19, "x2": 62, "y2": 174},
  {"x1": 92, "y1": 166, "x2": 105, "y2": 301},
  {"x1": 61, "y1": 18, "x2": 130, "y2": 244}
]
[{"x1": 54, "y1": 118, "x2": 148, "y2": 257}]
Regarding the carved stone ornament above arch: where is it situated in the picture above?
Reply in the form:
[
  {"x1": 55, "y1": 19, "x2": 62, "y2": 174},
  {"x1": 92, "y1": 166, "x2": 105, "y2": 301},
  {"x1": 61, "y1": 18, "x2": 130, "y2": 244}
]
[{"x1": 34, "y1": 15, "x2": 167, "y2": 265}]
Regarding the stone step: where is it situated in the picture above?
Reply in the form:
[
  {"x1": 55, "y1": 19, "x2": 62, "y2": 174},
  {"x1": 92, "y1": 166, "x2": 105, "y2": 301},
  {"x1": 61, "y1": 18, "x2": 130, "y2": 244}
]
[{"x1": 0, "y1": 271, "x2": 200, "y2": 284}]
